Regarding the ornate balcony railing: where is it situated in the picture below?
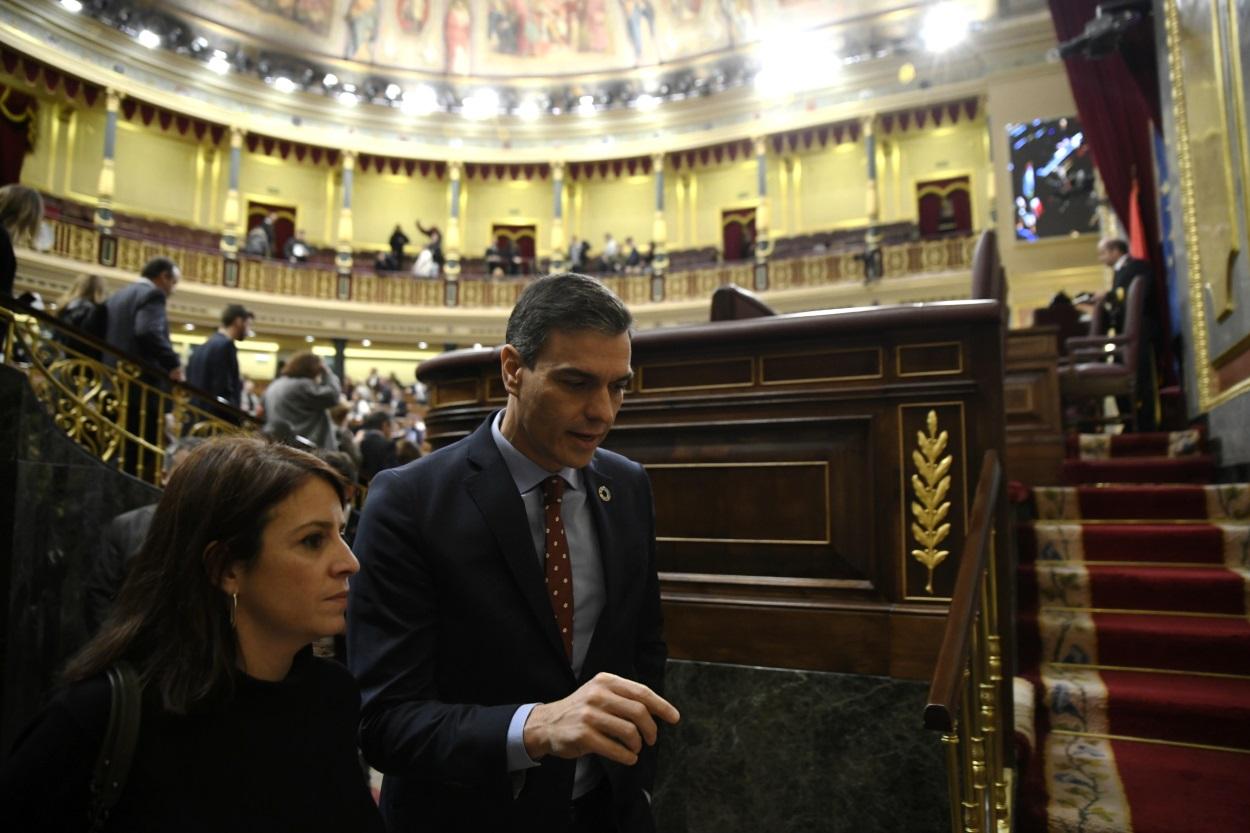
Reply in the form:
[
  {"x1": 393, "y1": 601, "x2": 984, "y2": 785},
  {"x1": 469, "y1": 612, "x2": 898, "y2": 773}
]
[
  {"x1": 42, "y1": 217, "x2": 976, "y2": 309},
  {"x1": 0, "y1": 298, "x2": 260, "y2": 486}
]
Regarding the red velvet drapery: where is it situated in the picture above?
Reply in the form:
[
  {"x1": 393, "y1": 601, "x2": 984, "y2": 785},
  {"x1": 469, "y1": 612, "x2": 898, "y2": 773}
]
[
  {"x1": 0, "y1": 85, "x2": 37, "y2": 186},
  {"x1": 917, "y1": 177, "x2": 973, "y2": 238},
  {"x1": 1047, "y1": 0, "x2": 1175, "y2": 385},
  {"x1": 246, "y1": 201, "x2": 296, "y2": 257}
]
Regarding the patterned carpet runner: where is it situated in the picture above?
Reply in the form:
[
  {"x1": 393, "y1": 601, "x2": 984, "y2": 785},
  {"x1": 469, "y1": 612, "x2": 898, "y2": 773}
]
[{"x1": 1015, "y1": 433, "x2": 1250, "y2": 833}]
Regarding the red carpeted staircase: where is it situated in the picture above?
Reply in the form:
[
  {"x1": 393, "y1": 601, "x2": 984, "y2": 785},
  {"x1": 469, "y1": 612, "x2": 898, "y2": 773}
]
[{"x1": 1015, "y1": 431, "x2": 1250, "y2": 833}]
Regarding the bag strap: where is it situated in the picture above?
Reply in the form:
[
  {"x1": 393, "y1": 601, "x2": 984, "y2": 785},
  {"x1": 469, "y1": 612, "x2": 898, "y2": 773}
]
[{"x1": 87, "y1": 661, "x2": 143, "y2": 832}]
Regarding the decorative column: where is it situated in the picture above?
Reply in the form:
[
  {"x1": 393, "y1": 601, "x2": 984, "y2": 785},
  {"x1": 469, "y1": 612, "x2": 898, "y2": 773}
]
[
  {"x1": 549, "y1": 161, "x2": 566, "y2": 273},
  {"x1": 752, "y1": 137, "x2": 771, "y2": 291},
  {"x1": 443, "y1": 160, "x2": 463, "y2": 307},
  {"x1": 650, "y1": 153, "x2": 668, "y2": 301},
  {"x1": 335, "y1": 150, "x2": 356, "y2": 300},
  {"x1": 863, "y1": 115, "x2": 884, "y2": 284},
  {"x1": 220, "y1": 127, "x2": 245, "y2": 287},
  {"x1": 94, "y1": 89, "x2": 121, "y2": 265}
]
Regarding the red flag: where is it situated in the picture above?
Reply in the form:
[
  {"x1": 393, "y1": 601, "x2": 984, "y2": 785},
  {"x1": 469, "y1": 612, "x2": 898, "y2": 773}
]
[{"x1": 1128, "y1": 178, "x2": 1148, "y2": 260}]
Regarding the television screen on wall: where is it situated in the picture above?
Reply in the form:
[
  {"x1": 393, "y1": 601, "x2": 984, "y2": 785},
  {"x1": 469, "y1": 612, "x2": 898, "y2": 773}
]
[{"x1": 1006, "y1": 117, "x2": 1099, "y2": 241}]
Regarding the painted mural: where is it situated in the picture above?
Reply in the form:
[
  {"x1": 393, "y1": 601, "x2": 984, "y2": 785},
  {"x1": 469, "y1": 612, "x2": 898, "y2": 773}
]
[{"x1": 163, "y1": 0, "x2": 973, "y2": 76}]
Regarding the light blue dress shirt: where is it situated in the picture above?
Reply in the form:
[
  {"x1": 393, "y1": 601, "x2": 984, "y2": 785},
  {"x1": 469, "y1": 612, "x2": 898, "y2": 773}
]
[{"x1": 492, "y1": 412, "x2": 606, "y2": 798}]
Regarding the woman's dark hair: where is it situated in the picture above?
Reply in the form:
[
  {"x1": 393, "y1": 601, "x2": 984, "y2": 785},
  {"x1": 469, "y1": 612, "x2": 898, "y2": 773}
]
[
  {"x1": 282, "y1": 350, "x2": 323, "y2": 379},
  {"x1": 62, "y1": 437, "x2": 347, "y2": 712}
]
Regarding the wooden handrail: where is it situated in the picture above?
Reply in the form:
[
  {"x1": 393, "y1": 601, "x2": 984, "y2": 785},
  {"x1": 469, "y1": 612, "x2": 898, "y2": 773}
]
[{"x1": 923, "y1": 449, "x2": 1002, "y2": 731}]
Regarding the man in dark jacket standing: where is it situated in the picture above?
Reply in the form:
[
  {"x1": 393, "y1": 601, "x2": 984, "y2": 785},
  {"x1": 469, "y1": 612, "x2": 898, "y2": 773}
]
[
  {"x1": 187, "y1": 304, "x2": 253, "y2": 409},
  {"x1": 1097, "y1": 238, "x2": 1159, "y2": 429},
  {"x1": 104, "y1": 257, "x2": 183, "y2": 382}
]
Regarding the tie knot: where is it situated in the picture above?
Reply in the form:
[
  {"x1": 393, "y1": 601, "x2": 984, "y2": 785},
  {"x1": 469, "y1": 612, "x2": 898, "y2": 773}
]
[{"x1": 542, "y1": 475, "x2": 565, "y2": 504}]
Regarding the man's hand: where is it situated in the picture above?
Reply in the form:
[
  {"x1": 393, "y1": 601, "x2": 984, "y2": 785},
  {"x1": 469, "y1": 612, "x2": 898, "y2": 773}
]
[
  {"x1": 169, "y1": 367, "x2": 185, "y2": 383},
  {"x1": 522, "y1": 672, "x2": 679, "y2": 767}
]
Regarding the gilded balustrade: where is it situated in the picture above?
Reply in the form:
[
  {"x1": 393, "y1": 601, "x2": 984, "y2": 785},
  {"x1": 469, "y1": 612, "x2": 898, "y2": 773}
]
[
  {"x1": 40, "y1": 219, "x2": 975, "y2": 309},
  {"x1": 1, "y1": 301, "x2": 260, "y2": 486},
  {"x1": 924, "y1": 450, "x2": 1011, "y2": 833}
]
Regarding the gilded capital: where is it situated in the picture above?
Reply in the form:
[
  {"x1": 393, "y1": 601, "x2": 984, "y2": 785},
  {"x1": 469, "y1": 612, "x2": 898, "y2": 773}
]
[
  {"x1": 753, "y1": 137, "x2": 767, "y2": 158},
  {"x1": 861, "y1": 115, "x2": 876, "y2": 138},
  {"x1": 104, "y1": 88, "x2": 123, "y2": 112},
  {"x1": 342, "y1": 149, "x2": 357, "y2": 171},
  {"x1": 651, "y1": 153, "x2": 665, "y2": 173},
  {"x1": 229, "y1": 126, "x2": 246, "y2": 148},
  {"x1": 552, "y1": 160, "x2": 565, "y2": 179},
  {"x1": 449, "y1": 160, "x2": 463, "y2": 181}
]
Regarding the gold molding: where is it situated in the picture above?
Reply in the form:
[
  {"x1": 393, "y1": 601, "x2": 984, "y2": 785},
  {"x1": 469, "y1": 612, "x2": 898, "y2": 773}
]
[
  {"x1": 758, "y1": 346, "x2": 885, "y2": 385},
  {"x1": 909, "y1": 410, "x2": 954, "y2": 594},
  {"x1": 896, "y1": 341, "x2": 965, "y2": 377},
  {"x1": 645, "y1": 461, "x2": 831, "y2": 546},
  {"x1": 899, "y1": 401, "x2": 968, "y2": 601}
]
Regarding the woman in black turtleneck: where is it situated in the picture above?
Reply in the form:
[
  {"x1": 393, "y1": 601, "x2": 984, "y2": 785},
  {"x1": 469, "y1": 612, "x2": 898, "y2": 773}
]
[{"x1": 0, "y1": 438, "x2": 384, "y2": 833}]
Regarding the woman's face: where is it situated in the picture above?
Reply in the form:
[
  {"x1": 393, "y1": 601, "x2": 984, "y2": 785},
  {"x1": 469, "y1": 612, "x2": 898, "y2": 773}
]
[{"x1": 233, "y1": 477, "x2": 357, "y2": 652}]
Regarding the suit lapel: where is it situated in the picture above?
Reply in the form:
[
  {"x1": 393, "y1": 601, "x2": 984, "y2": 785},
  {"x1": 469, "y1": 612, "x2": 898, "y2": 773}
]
[
  {"x1": 580, "y1": 458, "x2": 625, "y2": 681},
  {"x1": 463, "y1": 421, "x2": 572, "y2": 672}
]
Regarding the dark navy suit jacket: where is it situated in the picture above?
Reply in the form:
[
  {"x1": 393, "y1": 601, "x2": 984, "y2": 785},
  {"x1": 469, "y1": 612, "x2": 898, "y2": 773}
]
[{"x1": 347, "y1": 415, "x2": 666, "y2": 832}]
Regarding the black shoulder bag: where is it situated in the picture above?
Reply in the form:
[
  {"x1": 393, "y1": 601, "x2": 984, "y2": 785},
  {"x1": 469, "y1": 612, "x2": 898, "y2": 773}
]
[{"x1": 87, "y1": 661, "x2": 143, "y2": 832}]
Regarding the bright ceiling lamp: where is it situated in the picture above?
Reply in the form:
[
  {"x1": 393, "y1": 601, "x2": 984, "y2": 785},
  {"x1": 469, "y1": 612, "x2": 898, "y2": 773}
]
[
  {"x1": 461, "y1": 88, "x2": 500, "y2": 121},
  {"x1": 402, "y1": 84, "x2": 439, "y2": 115},
  {"x1": 922, "y1": 2, "x2": 974, "y2": 53},
  {"x1": 338, "y1": 89, "x2": 360, "y2": 106},
  {"x1": 576, "y1": 95, "x2": 596, "y2": 117},
  {"x1": 754, "y1": 29, "x2": 838, "y2": 98},
  {"x1": 323, "y1": 73, "x2": 339, "y2": 87},
  {"x1": 271, "y1": 76, "x2": 297, "y2": 93},
  {"x1": 634, "y1": 93, "x2": 660, "y2": 112},
  {"x1": 206, "y1": 50, "x2": 230, "y2": 75},
  {"x1": 385, "y1": 83, "x2": 403, "y2": 100},
  {"x1": 59, "y1": 0, "x2": 83, "y2": 12},
  {"x1": 136, "y1": 29, "x2": 161, "y2": 49},
  {"x1": 515, "y1": 96, "x2": 542, "y2": 122}
]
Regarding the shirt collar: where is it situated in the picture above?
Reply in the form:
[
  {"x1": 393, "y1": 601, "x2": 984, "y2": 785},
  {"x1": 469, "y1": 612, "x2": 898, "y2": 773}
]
[
  {"x1": 137, "y1": 276, "x2": 155, "y2": 288},
  {"x1": 491, "y1": 410, "x2": 580, "y2": 496},
  {"x1": 1114, "y1": 254, "x2": 1129, "y2": 271}
]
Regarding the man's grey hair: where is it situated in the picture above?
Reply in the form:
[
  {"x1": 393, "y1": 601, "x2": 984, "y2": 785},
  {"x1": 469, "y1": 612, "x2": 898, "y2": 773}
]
[
  {"x1": 505, "y1": 273, "x2": 633, "y2": 367},
  {"x1": 164, "y1": 436, "x2": 207, "y2": 473}
]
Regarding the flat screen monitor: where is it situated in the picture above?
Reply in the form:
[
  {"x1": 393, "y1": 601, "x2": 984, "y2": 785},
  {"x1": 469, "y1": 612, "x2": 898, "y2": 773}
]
[{"x1": 1006, "y1": 117, "x2": 1098, "y2": 241}]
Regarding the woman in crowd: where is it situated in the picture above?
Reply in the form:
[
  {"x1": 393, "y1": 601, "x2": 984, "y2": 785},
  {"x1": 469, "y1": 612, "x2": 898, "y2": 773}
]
[
  {"x1": 0, "y1": 437, "x2": 384, "y2": 832},
  {"x1": 0, "y1": 184, "x2": 44, "y2": 299},
  {"x1": 263, "y1": 350, "x2": 343, "y2": 449},
  {"x1": 54, "y1": 273, "x2": 109, "y2": 359}
]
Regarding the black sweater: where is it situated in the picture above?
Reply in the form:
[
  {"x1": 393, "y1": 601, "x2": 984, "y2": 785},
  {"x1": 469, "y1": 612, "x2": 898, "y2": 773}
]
[{"x1": 0, "y1": 652, "x2": 384, "y2": 833}]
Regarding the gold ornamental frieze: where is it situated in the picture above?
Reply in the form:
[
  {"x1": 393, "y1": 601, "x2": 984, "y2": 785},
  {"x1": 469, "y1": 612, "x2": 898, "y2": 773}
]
[{"x1": 911, "y1": 409, "x2": 954, "y2": 595}]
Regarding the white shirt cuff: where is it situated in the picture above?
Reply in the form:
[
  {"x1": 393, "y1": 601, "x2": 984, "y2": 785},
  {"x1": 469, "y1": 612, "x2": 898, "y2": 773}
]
[{"x1": 506, "y1": 703, "x2": 542, "y2": 772}]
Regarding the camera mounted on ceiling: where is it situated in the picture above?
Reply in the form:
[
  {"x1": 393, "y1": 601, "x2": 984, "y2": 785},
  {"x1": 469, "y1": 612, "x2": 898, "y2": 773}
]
[{"x1": 1056, "y1": 0, "x2": 1152, "y2": 61}]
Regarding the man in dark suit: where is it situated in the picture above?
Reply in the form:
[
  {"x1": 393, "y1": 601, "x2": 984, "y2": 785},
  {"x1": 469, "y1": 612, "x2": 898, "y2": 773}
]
[
  {"x1": 104, "y1": 256, "x2": 183, "y2": 382},
  {"x1": 186, "y1": 303, "x2": 253, "y2": 410},
  {"x1": 348, "y1": 273, "x2": 677, "y2": 833},
  {"x1": 1097, "y1": 238, "x2": 1158, "y2": 429}
]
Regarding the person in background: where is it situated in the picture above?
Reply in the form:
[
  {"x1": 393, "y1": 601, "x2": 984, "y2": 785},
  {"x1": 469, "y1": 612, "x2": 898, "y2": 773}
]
[
  {"x1": 261, "y1": 212, "x2": 277, "y2": 255},
  {"x1": 601, "y1": 232, "x2": 620, "y2": 271},
  {"x1": 330, "y1": 402, "x2": 363, "y2": 469},
  {"x1": 389, "y1": 224, "x2": 410, "y2": 269},
  {"x1": 244, "y1": 224, "x2": 270, "y2": 257},
  {"x1": 357, "y1": 410, "x2": 399, "y2": 483},
  {"x1": 412, "y1": 245, "x2": 438, "y2": 278},
  {"x1": 624, "y1": 237, "x2": 641, "y2": 273},
  {"x1": 187, "y1": 304, "x2": 254, "y2": 410},
  {"x1": 103, "y1": 257, "x2": 183, "y2": 382},
  {"x1": 55, "y1": 273, "x2": 109, "y2": 360},
  {"x1": 284, "y1": 229, "x2": 311, "y2": 263},
  {"x1": 83, "y1": 436, "x2": 206, "y2": 635},
  {"x1": 1, "y1": 438, "x2": 384, "y2": 832},
  {"x1": 240, "y1": 378, "x2": 262, "y2": 417},
  {"x1": 263, "y1": 351, "x2": 343, "y2": 450},
  {"x1": 567, "y1": 235, "x2": 583, "y2": 269},
  {"x1": 0, "y1": 184, "x2": 45, "y2": 299}
]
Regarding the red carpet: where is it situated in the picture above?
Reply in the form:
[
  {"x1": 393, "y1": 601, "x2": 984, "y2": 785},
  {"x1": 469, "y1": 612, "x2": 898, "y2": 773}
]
[{"x1": 1015, "y1": 431, "x2": 1250, "y2": 833}]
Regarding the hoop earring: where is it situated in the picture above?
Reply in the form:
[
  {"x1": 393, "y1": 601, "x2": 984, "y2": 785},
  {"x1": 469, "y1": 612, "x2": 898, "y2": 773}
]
[{"x1": 230, "y1": 592, "x2": 238, "y2": 628}]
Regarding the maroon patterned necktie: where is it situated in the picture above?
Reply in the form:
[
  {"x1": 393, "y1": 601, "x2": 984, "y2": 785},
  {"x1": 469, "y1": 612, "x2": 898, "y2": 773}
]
[{"x1": 542, "y1": 475, "x2": 574, "y2": 662}]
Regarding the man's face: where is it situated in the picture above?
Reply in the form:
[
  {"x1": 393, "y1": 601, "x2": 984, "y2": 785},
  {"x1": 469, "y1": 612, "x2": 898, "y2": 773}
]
[
  {"x1": 1097, "y1": 244, "x2": 1119, "y2": 267},
  {"x1": 501, "y1": 329, "x2": 633, "y2": 472},
  {"x1": 154, "y1": 267, "x2": 180, "y2": 296},
  {"x1": 230, "y1": 315, "x2": 253, "y2": 341}
]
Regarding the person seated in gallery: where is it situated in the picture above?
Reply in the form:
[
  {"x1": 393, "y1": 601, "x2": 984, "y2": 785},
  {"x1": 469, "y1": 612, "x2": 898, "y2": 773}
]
[
  {"x1": 284, "y1": 229, "x2": 311, "y2": 263},
  {"x1": 412, "y1": 244, "x2": 439, "y2": 278},
  {"x1": 388, "y1": 224, "x2": 410, "y2": 269},
  {"x1": 485, "y1": 242, "x2": 504, "y2": 274},
  {"x1": 624, "y1": 237, "x2": 642, "y2": 273},
  {"x1": 243, "y1": 224, "x2": 270, "y2": 257},
  {"x1": 0, "y1": 437, "x2": 384, "y2": 832}
]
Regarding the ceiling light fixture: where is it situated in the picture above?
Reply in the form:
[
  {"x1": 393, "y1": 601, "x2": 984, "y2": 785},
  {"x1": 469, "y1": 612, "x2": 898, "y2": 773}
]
[
  {"x1": 206, "y1": 51, "x2": 230, "y2": 75},
  {"x1": 323, "y1": 73, "x2": 339, "y2": 87},
  {"x1": 401, "y1": 84, "x2": 438, "y2": 115},
  {"x1": 136, "y1": 29, "x2": 161, "y2": 49},
  {"x1": 577, "y1": 94, "x2": 596, "y2": 117},
  {"x1": 418, "y1": 341, "x2": 429, "y2": 349},
  {"x1": 385, "y1": 83, "x2": 402, "y2": 100},
  {"x1": 338, "y1": 90, "x2": 359, "y2": 106},
  {"x1": 305, "y1": 335, "x2": 315, "y2": 343},
  {"x1": 461, "y1": 88, "x2": 500, "y2": 121},
  {"x1": 58, "y1": 0, "x2": 83, "y2": 12},
  {"x1": 362, "y1": 338, "x2": 372, "y2": 347},
  {"x1": 922, "y1": 2, "x2": 973, "y2": 53},
  {"x1": 634, "y1": 93, "x2": 660, "y2": 112},
  {"x1": 516, "y1": 96, "x2": 542, "y2": 122},
  {"x1": 272, "y1": 76, "x2": 297, "y2": 93}
]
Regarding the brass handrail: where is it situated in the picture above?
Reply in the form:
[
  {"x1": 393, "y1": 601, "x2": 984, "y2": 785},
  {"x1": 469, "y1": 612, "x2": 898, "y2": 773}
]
[
  {"x1": 924, "y1": 449, "x2": 1009, "y2": 833},
  {"x1": 0, "y1": 298, "x2": 260, "y2": 486}
]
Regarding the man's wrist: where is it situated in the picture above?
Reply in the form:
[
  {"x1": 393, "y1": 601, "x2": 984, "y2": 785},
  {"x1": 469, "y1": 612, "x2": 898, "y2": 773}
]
[
  {"x1": 521, "y1": 702, "x2": 550, "y2": 760},
  {"x1": 506, "y1": 703, "x2": 543, "y2": 772}
]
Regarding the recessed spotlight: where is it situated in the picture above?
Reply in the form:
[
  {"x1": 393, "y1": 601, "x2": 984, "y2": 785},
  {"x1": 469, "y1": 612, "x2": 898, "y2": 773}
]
[
  {"x1": 183, "y1": 322, "x2": 195, "y2": 331},
  {"x1": 59, "y1": 0, "x2": 83, "y2": 12},
  {"x1": 634, "y1": 93, "x2": 660, "y2": 112},
  {"x1": 418, "y1": 341, "x2": 428, "y2": 349},
  {"x1": 323, "y1": 73, "x2": 339, "y2": 87},
  {"x1": 516, "y1": 96, "x2": 542, "y2": 122},
  {"x1": 207, "y1": 51, "x2": 230, "y2": 75},
  {"x1": 577, "y1": 95, "x2": 596, "y2": 117},
  {"x1": 401, "y1": 84, "x2": 438, "y2": 115},
  {"x1": 461, "y1": 88, "x2": 500, "y2": 121},
  {"x1": 384, "y1": 83, "x2": 402, "y2": 100},
  {"x1": 272, "y1": 76, "x2": 297, "y2": 94},
  {"x1": 304, "y1": 335, "x2": 315, "y2": 343},
  {"x1": 136, "y1": 29, "x2": 161, "y2": 49},
  {"x1": 361, "y1": 338, "x2": 372, "y2": 347},
  {"x1": 337, "y1": 90, "x2": 359, "y2": 106}
]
